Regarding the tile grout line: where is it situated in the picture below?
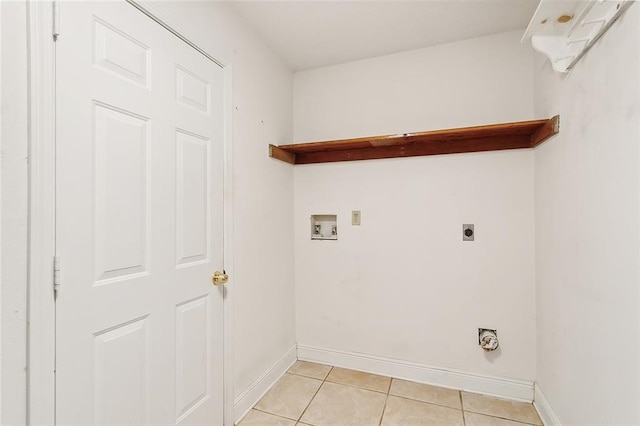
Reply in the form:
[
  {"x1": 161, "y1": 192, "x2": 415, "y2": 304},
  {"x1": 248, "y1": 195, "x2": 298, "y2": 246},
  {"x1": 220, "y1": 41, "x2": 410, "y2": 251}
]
[
  {"x1": 251, "y1": 407, "x2": 299, "y2": 423},
  {"x1": 387, "y1": 392, "x2": 463, "y2": 412},
  {"x1": 461, "y1": 391, "x2": 541, "y2": 426},
  {"x1": 312, "y1": 380, "x2": 466, "y2": 413},
  {"x1": 465, "y1": 410, "x2": 542, "y2": 426},
  {"x1": 377, "y1": 377, "x2": 393, "y2": 426},
  {"x1": 287, "y1": 371, "x2": 330, "y2": 380},
  {"x1": 295, "y1": 383, "x2": 323, "y2": 424},
  {"x1": 377, "y1": 392, "x2": 389, "y2": 426},
  {"x1": 260, "y1": 362, "x2": 541, "y2": 426},
  {"x1": 295, "y1": 366, "x2": 334, "y2": 424},
  {"x1": 297, "y1": 365, "x2": 470, "y2": 413},
  {"x1": 323, "y1": 378, "x2": 390, "y2": 395}
]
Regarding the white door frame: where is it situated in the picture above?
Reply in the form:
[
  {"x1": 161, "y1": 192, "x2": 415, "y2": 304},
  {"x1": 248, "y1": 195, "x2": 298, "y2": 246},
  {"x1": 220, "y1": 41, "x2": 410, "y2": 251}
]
[{"x1": 26, "y1": 1, "x2": 235, "y2": 424}]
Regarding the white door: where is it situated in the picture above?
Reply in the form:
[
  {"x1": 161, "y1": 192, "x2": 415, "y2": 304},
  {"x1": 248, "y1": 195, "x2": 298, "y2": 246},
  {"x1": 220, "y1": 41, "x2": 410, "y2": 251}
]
[{"x1": 55, "y1": 2, "x2": 225, "y2": 424}]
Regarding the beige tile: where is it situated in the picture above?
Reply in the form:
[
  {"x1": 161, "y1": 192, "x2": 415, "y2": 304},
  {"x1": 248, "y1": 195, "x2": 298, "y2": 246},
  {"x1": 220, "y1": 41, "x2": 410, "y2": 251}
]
[
  {"x1": 255, "y1": 374, "x2": 322, "y2": 420},
  {"x1": 389, "y1": 379, "x2": 461, "y2": 409},
  {"x1": 288, "y1": 361, "x2": 332, "y2": 380},
  {"x1": 465, "y1": 412, "x2": 535, "y2": 426},
  {"x1": 238, "y1": 409, "x2": 296, "y2": 426},
  {"x1": 381, "y1": 395, "x2": 464, "y2": 425},
  {"x1": 462, "y1": 392, "x2": 542, "y2": 425},
  {"x1": 325, "y1": 367, "x2": 391, "y2": 393},
  {"x1": 300, "y1": 382, "x2": 387, "y2": 426}
]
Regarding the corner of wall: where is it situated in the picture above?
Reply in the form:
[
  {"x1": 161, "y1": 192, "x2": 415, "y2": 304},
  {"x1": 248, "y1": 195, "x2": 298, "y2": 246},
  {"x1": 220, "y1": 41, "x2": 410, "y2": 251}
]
[
  {"x1": 534, "y1": 384, "x2": 562, "y2": 426},
  {"x1": 233, "y1": 344, "x2": 297, "y2": 424}
]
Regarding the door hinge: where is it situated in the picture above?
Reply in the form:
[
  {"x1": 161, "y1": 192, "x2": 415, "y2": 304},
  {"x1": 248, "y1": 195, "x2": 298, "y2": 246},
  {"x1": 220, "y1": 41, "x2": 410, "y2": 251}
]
[
  {"x1": 52, "y1": 0, "x2": 60, "y2": 41},
  {"x1": 53, "y1": 256, "x2": 61, "y2": 294}
]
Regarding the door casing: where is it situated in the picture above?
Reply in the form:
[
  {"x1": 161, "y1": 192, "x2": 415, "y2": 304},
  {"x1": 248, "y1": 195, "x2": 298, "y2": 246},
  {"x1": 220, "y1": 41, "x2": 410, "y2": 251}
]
[{"x1": 26, "y1": 2, "x2": 235, "y2": 424}]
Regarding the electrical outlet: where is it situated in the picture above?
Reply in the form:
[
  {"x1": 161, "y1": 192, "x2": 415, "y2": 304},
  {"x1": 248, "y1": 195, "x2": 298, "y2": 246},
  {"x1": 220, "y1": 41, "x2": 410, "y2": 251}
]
[{"x1": 352, "y1": 210, "x2": 361, "y2": 226}]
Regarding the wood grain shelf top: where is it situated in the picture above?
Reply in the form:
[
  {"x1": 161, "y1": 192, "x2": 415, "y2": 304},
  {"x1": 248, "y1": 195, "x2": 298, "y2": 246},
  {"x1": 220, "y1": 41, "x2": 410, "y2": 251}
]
[{"x1": 269, "y1": 116, "x2": 559, "y2": 165}]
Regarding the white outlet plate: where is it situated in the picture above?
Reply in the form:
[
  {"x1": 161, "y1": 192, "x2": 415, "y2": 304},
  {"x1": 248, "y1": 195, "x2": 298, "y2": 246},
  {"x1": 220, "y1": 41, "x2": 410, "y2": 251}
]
[{"x1": 352, "y1": 210, "x2": 361, "y2": 226}]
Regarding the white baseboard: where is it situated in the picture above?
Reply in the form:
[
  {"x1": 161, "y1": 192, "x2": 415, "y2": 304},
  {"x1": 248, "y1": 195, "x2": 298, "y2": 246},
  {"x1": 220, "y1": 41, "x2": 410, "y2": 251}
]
[
  {"x1": 534, "y1": 383, "x2": 561, "y2": 425},
  {"x1": 297, "y1": 344, "x2": 534, "y2": 403},
  {"x1": 233, "y1": 344, "x2": 297, "y2": 424}
]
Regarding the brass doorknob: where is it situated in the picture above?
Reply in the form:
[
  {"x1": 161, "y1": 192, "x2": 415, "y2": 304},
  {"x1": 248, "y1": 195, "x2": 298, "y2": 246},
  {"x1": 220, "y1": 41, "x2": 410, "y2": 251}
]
[{"x1": 212, "y1": 271, "x2": 229, "y2": 286}]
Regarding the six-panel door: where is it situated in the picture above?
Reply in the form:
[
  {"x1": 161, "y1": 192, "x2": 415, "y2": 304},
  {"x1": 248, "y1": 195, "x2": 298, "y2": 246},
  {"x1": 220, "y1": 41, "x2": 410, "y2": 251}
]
[{"x1": 55, "y1": 2, "x2": 225, "y2": 424}]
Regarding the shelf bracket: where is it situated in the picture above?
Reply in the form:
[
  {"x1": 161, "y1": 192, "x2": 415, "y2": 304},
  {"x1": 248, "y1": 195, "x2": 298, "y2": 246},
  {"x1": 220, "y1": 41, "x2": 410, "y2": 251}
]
[{"x1": 522, "y1": 0, "x2": 634, "y2": 73}]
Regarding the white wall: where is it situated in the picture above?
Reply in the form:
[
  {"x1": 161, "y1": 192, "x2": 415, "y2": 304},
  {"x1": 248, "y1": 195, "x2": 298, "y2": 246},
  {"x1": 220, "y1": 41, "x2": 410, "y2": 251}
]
[
  {"x1": 294, "y1": 30, "x2": 534, "y2": 142},
  {"x1": 293, "y1": 31, "x2": 538, "y2": 381},
  {"x1": 1, "y1": 2, "x2": 29, "y2": 424},
  {"x1": 533, "y1": 6, "x2": 640, "y2": 425},
  {"x1": 1, "y1": 1, "x2": 295, "y2": 422}
]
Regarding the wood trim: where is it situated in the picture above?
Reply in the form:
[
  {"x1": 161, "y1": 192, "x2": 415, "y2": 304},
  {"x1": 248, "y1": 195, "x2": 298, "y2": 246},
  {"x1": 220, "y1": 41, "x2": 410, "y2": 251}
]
[
  {"x1": 221, "y1": 64, "x2": 236, "y2": 426},
  {"x1": 270, "y1": 117, "x2": 560, "y2": 165},
  {"x1": 530, "y1": 115, "x2": 560, "y2": 147},
  {"x1": 27, "y1": 1, "x2": 57, "y2": 423},
  {"x1": 269, "y1": 144, "x2": 296, "y2": 164},
  {"x1": 296, "y1": 135, "x2": 531, "y2": 164}
]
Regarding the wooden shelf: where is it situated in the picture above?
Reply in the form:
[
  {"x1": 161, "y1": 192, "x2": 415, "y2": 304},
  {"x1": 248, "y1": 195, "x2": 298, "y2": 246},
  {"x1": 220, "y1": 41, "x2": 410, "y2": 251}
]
[{"x1": 269, "y1": 116, "x2": 559, "y2": 165}]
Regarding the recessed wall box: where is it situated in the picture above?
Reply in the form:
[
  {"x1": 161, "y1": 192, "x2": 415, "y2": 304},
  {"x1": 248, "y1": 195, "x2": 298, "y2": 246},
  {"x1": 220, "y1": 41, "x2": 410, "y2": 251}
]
[
  {"x1": 463, "y1": 224, "x2": 474, "y2": 241},
  {"x1": 478, "y1": 328, "x2": 499, "y2": 351},
  {"x1": 311, "y1": 215, "x2": 337, "y2": 240}
]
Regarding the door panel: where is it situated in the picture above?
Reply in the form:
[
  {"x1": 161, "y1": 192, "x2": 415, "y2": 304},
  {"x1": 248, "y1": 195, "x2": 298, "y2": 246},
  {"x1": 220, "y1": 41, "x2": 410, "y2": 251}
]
[
  {"x1": 55, "y1": 2, "x2": 225, "y2": 424},
  {"x1": 94, "y1": 17, "x2": 150, "y2": 87},
  {"x1": 176, "y1": 129, "x2": 210, "y2": 266},
  {"x1": 175, "y1": 296, "x2": 210, "y2": 421},
  {"x1": 93, "y1": 316, "x2": 150, "y2": 425},
  {"x1": 93, "y1": 103, "x2": 150, "y2": 284},
  {"x1": 176, "y1": 66, "x2": 210, "y2": 113}
]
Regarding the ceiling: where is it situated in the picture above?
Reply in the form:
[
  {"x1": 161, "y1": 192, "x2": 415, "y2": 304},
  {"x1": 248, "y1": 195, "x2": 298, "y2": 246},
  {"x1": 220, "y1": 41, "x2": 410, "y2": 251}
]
[{"x1": 229, "y1": 0, "x2": 540, "y2": 71}]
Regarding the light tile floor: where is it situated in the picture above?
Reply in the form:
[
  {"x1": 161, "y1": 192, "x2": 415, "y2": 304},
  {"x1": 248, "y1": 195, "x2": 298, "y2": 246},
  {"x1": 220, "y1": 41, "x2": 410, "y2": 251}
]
[{"x1": 238, "y1": 361, "x2": 543, "y2": 426}]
